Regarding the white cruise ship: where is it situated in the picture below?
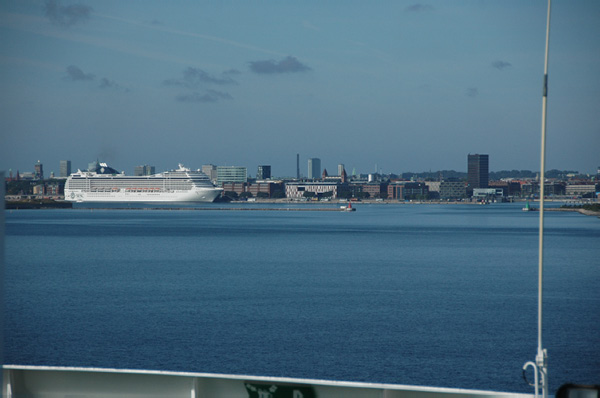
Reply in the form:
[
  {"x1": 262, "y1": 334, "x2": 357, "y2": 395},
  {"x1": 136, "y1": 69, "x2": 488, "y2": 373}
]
[{"x1": 64, "y1": 162, "x2": 222, "y2": 203}]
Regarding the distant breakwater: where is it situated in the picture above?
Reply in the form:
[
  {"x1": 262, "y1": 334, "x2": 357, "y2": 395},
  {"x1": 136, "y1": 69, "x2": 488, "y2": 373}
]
[
  {"x1": 530, "y1": 207, "x2": 600, "y2": 217},
  {"x1": 5, "y1": 200, "x2": 73, "y2": 210},
  {"x1": 75, "y1": 207, "x2": 349, "y2": 212}
]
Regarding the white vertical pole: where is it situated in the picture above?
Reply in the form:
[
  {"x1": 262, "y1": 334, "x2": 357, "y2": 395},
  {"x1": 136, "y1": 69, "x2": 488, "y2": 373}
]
[
  {"x1": 0, "y1": 172, "x2": 4, "y2": 396},
  {"x1": 536, "y1": 1, "x2": 551, "y2": 398}
]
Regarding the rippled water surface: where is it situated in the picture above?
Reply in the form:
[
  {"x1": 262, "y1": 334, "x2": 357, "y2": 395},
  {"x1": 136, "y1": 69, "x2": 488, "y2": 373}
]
[{"x1": 5, "y1": 203, "x2": 600, "y2": 392}]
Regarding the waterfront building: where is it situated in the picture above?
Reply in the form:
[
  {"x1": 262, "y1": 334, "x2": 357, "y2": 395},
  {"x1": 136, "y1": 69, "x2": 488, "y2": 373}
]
[
  {"x1": 565, "y1": 183, "x2": 599, "y2": 196},
  {"x1": 308, "y1": 158, "x2": 321, "y2": 180},
  {"x1": 285, "y1": 182, "x2": 337, "y2": 199},
  {"x1": 489, "y1": 180, "x2": 522, "y2": 197},
  {"x1": 322, "y1": 168, "x2": 350, "y2": 185},
  {"x1": 134, "y1": 165, "x2": 155, "y2": 176},
  {"x1": 359, "y1": 183, "x2": 388, "y2": 199},
  {"x1": 33, "y1": 184, "x2": 44, "y2": 195},
  {"x1": 257, "y1": 165, "x2": 271, "y2": 180},
  {"x1": 521, "y1": 182, "x2": 566, "y2": 197},
  {"x1": 467, "y1": 154, "x2": 489, "y2": 189},
  {"x1": 545, "y1": 182, "x2": 566, "y2": 196},
  {"x1": 425, "y1": 181, "x2": 441, "y2": 193},
  {"x1": 40, "y1": 182, "x2": 62, "y2": 196},
  {"x1": 439, "y1": 181, "x2": 467, "y2": 199},
  {"x1": 403, "y1": 182, "x2": 429, "y2": 199},
  {"x1": 387, "y1": 182, "x2": 405, "y2": 200},
  {"x1": 202, "y1": 165, "x2": 218, "y2": 183},
  {"x1": 387, "y1": 181, "x2": 429, "y2": 200},
  {"x1": 248, "y1": 181, "x2": 283, "y2": 198},
  {"x1": 217, "y1": 166, "x2": 247, "y2": 184},
  {"x1": 34, "y1": 161, "x2": 43, "y2": 180},
  {"x1": 337, "y1": 183, "x2": 362, "y2": 199},
  {"x1": 60, "y1": 160, "x2": 71, "y2": 178},
  {"x1": 222, "y1": 181, "x2": 283, "y2": 198},
  {"x1": 31, "y1": 182, "x2": 61, "y2": 196},
  {"x1": 520, "y1": 182, "x2": 535, "y2": 197},
  {"x1": 472, "y1": 188, "x2": 504, "y2": 200},
  {"x1": 47, "y1": 182, "x2": 61, "y2": 196},
  {"x1": 222, "y1": 182, "x2": 246, "y2": 195}
]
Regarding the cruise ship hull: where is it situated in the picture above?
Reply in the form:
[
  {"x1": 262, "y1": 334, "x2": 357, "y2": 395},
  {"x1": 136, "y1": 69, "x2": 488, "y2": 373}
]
[{"x1": 65, "y1": 188, "x2": 222, "y2": 203}]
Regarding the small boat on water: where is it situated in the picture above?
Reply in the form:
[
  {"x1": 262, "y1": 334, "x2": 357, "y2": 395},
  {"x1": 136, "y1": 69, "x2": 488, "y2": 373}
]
[{"x1": 523, "y1": 201, "x2": 531, "y2": 211}]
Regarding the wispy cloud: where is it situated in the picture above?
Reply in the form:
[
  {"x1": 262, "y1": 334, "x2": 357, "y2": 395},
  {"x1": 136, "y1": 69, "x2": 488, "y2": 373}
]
[
  {"x1": 44, "y1": 0, "x2": 92, "y2": 27},
  {"x1": 164, "y1": 67, "x2": 236, "y2": 104},
  {"x1": 65, "y1": 65, "x2": 94, "y2": 81},
  {"x1": 492, "y1": 60, "x2": 512, "y2": 70},
  {"x1": 405, "y1": 4, "x2": 434, "y2": 13},
  {"x1": 99, "y1": 77, "x2": 128, "y2": 91},
  {"x1": 95, "y1": 12, "x2": 285, "y2": 57},
  {"x1": 99, "y1": 77, "x2": 114, "y2": 87},
  {"x1": 176, "y1": 90, "x2": 233, "y2": 103},
  {"x1": 64, "y1": 65, "x2": 126, "y2": 90},
  {"x1": 5, "y1": 11, "x2": 280, "y2": 69},
  {"x1": 466, "y1": 87, "x2": 479, "y2": 98},
  {"x1": 249, "y1": 56, "x2": 311, "y2": 74},
  {"x1": 1, "y1": 12, "x2": 194, "y2": 67},
  {"x1": 164, "y1": 67, "x2": 238, "y2": 88}
]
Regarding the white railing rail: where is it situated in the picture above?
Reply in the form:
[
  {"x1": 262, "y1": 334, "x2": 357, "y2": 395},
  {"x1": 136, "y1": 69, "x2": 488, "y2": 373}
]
[{"x1": 3, "y1": 365, "x2": 534, "y2": 398}]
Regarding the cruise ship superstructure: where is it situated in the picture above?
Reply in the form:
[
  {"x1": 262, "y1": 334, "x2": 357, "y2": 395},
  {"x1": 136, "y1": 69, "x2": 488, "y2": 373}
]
[{"x1": 64, "y1": 162, "x2": 222, "y2": 203}]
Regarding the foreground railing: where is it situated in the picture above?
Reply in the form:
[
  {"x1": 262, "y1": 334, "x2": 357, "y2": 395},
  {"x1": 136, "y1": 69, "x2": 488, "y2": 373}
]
[{"x1": 3, "y1": 365, "x2": 533, "y2": 398}]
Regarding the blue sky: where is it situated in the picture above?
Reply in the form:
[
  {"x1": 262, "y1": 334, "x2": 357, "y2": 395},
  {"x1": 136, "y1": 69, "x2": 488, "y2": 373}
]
[{"x1": 1, "y1": 0, "x2": 599, "y2": 177}]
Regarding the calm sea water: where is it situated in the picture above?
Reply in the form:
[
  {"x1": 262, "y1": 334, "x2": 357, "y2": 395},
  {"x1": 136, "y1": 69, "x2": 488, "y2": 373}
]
[{"x1": 4, "y1": 203, "x2": 599, "y2": 393}]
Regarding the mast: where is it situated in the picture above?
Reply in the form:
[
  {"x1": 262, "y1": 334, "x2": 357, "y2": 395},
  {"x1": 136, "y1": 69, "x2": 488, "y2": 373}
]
[{"x1": 523, "y1": 1, "x2": 551, "y2": 397}]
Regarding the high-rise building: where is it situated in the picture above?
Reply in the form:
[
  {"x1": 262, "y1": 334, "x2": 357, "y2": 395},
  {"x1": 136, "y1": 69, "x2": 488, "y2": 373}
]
[
  {"x1": 338, "y1": 164, "x2": 345, "y2": 176},
  {"x1": 134, "y1": 165, "x2": 155, "y2": 176},
  {"x1": 60, "y1": 160, "x2": 71, "y2": 177},
  {"x1": 217, "y1": 166, "x2": 247, "y2": 184},
  {"x1": 296, "y1": 154, "x2": 300, "y2": 179},
  {"x1": 467, "y1": 154, "x2": 489, "y2": 189},
  {"x1": 308, "y1": 158, "x2": 321, "y2": 180},
  {"x1": 257, "y1": 165, "x2": 271, "y2": 180},
  {"x1": 34, "y1": 161, "x2": 43, "y2": 180}
]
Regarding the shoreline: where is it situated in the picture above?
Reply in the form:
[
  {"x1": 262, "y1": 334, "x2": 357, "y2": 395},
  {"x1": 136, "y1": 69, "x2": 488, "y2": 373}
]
[{"x1": 5, "y1": 198, "x2": 599, "y2": 217}]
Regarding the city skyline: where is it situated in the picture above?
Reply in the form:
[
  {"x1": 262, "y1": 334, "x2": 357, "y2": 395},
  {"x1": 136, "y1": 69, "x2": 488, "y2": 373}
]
[
  {"x1": 1, "y1": 1, "x2": 599, "y2": 176},
  {"x1": 6, "y1": 154, "x2": 595, "y2": 181}
]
